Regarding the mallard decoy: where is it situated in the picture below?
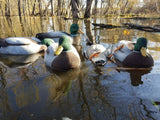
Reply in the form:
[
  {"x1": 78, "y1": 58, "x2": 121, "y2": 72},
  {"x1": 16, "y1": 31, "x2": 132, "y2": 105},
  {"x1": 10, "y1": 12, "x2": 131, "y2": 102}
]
[
  {"x1": 36, "y1": 23, "x2": 84, "y2": 46},
  {"x1": 44, "y1": 35, "x2": 81, "y2": 71},
  {"x1": 83, "y1": 44, "x2": 108, "y2": 66},
  {"x1": 108, "y1": 37, "x2": 154, "y2": 68},
  {"x1": 0, "y1": 37, "x2": 47, "y2": 55}
]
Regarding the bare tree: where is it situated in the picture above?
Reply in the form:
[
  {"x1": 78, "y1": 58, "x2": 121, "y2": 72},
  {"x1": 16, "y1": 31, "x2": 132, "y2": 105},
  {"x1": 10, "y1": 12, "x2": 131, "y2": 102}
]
[
  {"x1": 0, "y1": 1, "x2": 5, "y2": 16},
  {"x1": 93, "y1": 0, "x2": 98, "y2": 15},
  {"x1": 57, "y1": 0, "x2": 62, "y2": 16},
  {"x1": 38, "y1": 0, "x2": 42, "y2": 16},
  {"x1": 71, "y1": 0, "x2": 79, "y2": 18},
  {"x1": 5, "y1": 0, "x2": 11, "y2": 16},
  {"x1": 18, "y1": 0, "x2": 22, "y2": 16},
  {"x1": 155, "y1": 0, "x2": 160, "y2": 14},
  {"x1": 50, "y1": 0, "x2": 54, "y2": 16},
  {"x1": 31, "y1": 0, "x2": 37, "y2": 15},
  {"x1": 27, "y1": 0, "x2": 31, "y2": 15},
  {"x1": 1, "y1": 0, "x2": 160, "y2": 17},
  {"x1": 84, "y1": 0, "x2": 93, "y2": 18},
  {"x1": 103, "y1": 0, "x2": 111, "y2": 14},
  {"x1": 43, "y1": 1, "x2": 51, "y2": 15}
]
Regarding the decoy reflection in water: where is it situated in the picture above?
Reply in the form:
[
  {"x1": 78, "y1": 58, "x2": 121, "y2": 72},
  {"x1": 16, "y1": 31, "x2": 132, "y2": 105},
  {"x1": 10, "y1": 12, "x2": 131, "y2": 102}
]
[
  {"x1": 43, "y1": 68, "x2": 80, "y2": 101},
  {"x1": 36, "y1": 23, "x2": 84, "y2": 46},
  {"x1": 0, "y1": 37, "x2": 47, "y2": 55},
  {"x1": 115, "y1": 67, "x2": 152, "y2": 86},
  {"x1": 0, "y1": 53, "x2": 41, "y2": 68},
  {"x1": 108, "y1": 37, "x2": 154, "y2": 68},
  {"x1": 129, "y1": 69, "x2": 151, "y2": 86}
]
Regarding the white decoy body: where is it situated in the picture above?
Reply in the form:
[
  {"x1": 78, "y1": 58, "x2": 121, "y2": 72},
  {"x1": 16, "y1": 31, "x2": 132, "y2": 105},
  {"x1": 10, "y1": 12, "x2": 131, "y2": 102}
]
[
  {"x1": 0, "y1": 37, "x2": 47, "y2": 55},
  {"x1": 84, "y1": 44, "x2": 108, "y2": 66}
]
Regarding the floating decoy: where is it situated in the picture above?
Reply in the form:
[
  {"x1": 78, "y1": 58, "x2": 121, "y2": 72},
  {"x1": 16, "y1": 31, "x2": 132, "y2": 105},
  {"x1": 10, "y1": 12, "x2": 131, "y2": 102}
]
[
  {"x1": 108, "y1": 37, "x2": 154, "y2": 68},
  {"x1": 44, "y1": 35, "x2": 81, "y2": 71},
  {"x1": 0, "y1": 37, "x2": 47, "y2": 55},
  {"x1": 83, "y1": 44, "x2": 108, "y2": 66},
  {"x1": 36, "y1": 23, "x2": 84, "y2": 46}
]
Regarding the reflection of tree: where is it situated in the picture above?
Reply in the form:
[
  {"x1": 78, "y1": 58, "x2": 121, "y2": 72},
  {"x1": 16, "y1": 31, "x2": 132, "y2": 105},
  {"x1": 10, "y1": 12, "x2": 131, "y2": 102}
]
[
  {"x1": 78, "y1": 67, "x2": 93, "y2": 120},
  {"x1": 18, "y1": 68, "x2": 30, "y2": 81},
  {"x1": 93, "y1": 66, "x2": 115, "y2": 110},
  {"x1": 10, "y1": 62, "x2": 42, "y2": 108},
  {"x1": 0, "y1": 64, "x2": 7, "y2": 87},
  {"x1": 0, "y1": 57, "x2": 47, "y2": 115},
  {"x1": 0, "y1": 57, "x2": 46, "y2": 110},
  {"x1": 139, "y1": 98, "x2": 155, "y2": 120},
  {"x1": 78, "y1": 65, "x2": 116, "y2": 119},
  {"x1": 12, "y1": 80, "x2": 40, "y2": 108},
  {"x1": 0, "y1": 63, "x2": 11, "y2": 118},
  {"x1": 5, "y1": 16, "x2": 16, "y2": 37}
]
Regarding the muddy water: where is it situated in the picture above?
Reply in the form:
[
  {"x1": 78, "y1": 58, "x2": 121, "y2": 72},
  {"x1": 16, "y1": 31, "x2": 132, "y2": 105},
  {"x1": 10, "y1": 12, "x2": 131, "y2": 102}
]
[{"x1": 0, "y1": 16, "x2": 160, "y2": 120}]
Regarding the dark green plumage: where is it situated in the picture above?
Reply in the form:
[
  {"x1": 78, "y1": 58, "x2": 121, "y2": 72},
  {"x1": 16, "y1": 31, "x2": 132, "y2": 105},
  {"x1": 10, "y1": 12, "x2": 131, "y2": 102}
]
[
  {"x1": 134, "y1": 37, "x2": 148, "y2": 51},
  {"x1": 70, "y1": 23, "x2": 79, "y2": 35},
  {"x1": 59, "y1": 35, "x2": 72, "y2": 51},
  {"x1": 41, "y1": 38, "x2": 54, "y2": 47}
]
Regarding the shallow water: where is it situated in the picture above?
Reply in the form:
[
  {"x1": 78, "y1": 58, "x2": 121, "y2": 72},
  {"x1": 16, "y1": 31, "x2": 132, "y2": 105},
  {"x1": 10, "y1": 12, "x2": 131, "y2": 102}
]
[{"x1": 0, "y1": 16, "x2": 160, "y2": 120}]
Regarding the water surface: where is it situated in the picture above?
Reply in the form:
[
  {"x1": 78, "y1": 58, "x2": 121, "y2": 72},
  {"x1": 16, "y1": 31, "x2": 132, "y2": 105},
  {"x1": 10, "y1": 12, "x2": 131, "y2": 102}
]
[{"x1": 0, "y1": 16, "x2": 160, "y2": 120}]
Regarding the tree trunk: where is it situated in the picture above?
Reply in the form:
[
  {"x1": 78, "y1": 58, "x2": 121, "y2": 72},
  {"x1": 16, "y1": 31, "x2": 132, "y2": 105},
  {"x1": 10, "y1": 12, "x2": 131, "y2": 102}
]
[
  {"x1": 57, "y1": 0, "x2": 61, "y2": 16},
  {"x1": 18, "y1": 0, "x2": 22, "y2": 16},
  {"x1": 27, "y1": 0, "x2": 31, "y2": 15},
  {"x1": 155, "y1": 0, "x2": 160, "y2": 14},
  {"x1": 121, "y1": 0, "x2": 128, "y2": 14},
  {"x1": 84, "y1": 19, "x2": 96, "y2": 44},
  {"x1": 84, "y1": 0, "x2": 93, "y2": 18},
  {"x1": 50, "y1": 0, "x2": 54, "y2": 16},
  {"x1": 38, "y1": 0, "x2": 42, "y2": 16},
  {"x1": 22, "y1": 0, "x2": 26, "y2": 15},
  {"x1": 43, "y1": 1, "x2": 51, "y2": 15},
  {"x1": 31, "y1": 0, "x2": 36, "y2": 15},
  {"x1": 0, "y1": 1, "x2": 3, "y2": 16},
  {"x1": 103, "y1": 0, "x2": 111, "y2": 14},
  {"x1": 5, "y1": 0, "x2": 11, "y2": 16},
  {"x1": 71, "y1": 0, "x2": 79, "y2": 18},
  {"x1": 93, "y1": 0, "x2": 98, "y2": 15}
]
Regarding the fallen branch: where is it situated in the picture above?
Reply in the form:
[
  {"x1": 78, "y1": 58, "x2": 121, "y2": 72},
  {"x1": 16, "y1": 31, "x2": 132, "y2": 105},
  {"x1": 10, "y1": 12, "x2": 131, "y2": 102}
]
[
  {"x1": 92, "y1": 22, "x2": 160, "y2": 32},
  {"x1": 122, "y1": 23, "x2": 160, "y2": 32},
  {"x1": 92, "y1": 23, "x2": 122, "y2": 29}
]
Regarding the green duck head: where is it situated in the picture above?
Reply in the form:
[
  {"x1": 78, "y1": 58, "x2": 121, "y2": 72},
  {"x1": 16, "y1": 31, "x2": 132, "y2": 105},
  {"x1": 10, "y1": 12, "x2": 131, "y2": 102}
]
[
  {"x1": 41, "y1": 38, "x2": 54, "y2": 47},
  {"x1": 59, "y1": 35, "x2": 72, "y2": 51},
  {"x1": 70, "y1": 23, "x2": 84, "y2": 36},
  {"x1": 134, "y1": 37, "x2": 148, "y2": 51},
  {"x1": 54, "y1": 35, "x2": 72, "y2": 55}
]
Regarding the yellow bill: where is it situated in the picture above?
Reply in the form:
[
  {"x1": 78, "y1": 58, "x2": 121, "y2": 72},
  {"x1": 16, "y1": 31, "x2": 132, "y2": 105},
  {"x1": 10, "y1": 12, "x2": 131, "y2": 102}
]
[
  {"x1": 54, "y1": 45, "x2": 63, "y2": 55},
  {"x1": 140, "y1": 47, "x2": 149, "y2": 57}
]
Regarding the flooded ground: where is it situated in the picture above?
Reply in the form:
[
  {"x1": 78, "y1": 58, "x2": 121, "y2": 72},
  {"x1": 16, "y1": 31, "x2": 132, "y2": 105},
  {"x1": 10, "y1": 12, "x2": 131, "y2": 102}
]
[{"x1": 0, "y1": 16, "x2": 160, "y2": 120}]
